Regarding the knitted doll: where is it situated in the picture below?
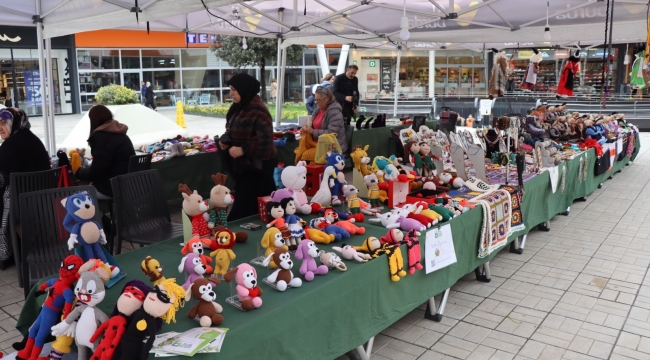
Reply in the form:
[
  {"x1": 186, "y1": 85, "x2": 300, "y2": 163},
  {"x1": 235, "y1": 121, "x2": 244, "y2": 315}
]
[
  {"x1": 281, "y1": 197, "x2": 305, "y2": 251},
  {"x1": 355, "y1": 236, "x2": 407, "y2": 282},
  {"x1": 403, "y1": 229, "x2": 423, "y2": 274},
  {"x1": 630, "y1": 49, "x2": 646, "y2": 90},
  {"x1": 179, "y1": 184, "x2": 211, "y2": 238},
  {"x1": 342, "y1": 185, "x2": 361, "y2": 214},
  {"x1": 488, "y1": 50, "x2": 508, "y2": 99},
  {"x1": 140, "y1": 256, "x2": 166, "y2": 286},
  {"x1": 260, "y1": 227, "x2": 289, "y2": 269},
  {"x1": 113, "y1": 279, "x2": 185, "y2": 360},
  {"x1": 207, "y1": 173, "x2": 232, "y2": 230},
  {"x1": 210, "y1": 228, "x2": 237, "y2": 276},
  {"x1": 90, "y1": 280, "x2": 152, "y2": 360},
  {"x1": 180, "y1": 238, "x2": 213, "y2": 275},
  {"x1": 419, "y1": 142, "x2": 440, "y2": 178},
  {"x1": 325, "y1": 152, "x2": 347, "y2": 205},
  {"x1": 16, "y1": 255, "x2": 84, "y2": 360},
  {"x1": 178, "y1": 253, "x2": 208, "y2": 290},
  {"x1": 557, "y1": 50, "x2": 580, "y2": 97},
  {"x1": 403, "y1": 141, "x2": 422, "y2": 176},
  {"x1": 363, "y1": 174, "x2": 383, "y2": 209},
  {"x1": 62, "y1": 193, "x2": 108, "y2": 264},
  {"x1": 519, "y1": 49, "x2": 543, "y2": 91}
]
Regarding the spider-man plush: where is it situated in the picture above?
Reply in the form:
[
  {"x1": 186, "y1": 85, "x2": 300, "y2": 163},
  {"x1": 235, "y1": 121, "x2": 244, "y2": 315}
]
[{"x1": 17, "y1": 255, "x2": 83, "y2": 360}]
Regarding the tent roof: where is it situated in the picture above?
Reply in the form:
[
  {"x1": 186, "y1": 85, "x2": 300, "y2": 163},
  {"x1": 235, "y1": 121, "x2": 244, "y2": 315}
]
[{"x1": 2, "y1": 0, "x2": 647, "y2": 49}]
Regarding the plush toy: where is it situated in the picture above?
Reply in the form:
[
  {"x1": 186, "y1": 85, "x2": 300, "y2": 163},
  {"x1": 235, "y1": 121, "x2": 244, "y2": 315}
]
[
  {"x1": 457, "y1": 199, "x2": 475, "y2": 210},
  {"x1": 519, "y1": 48, "x2": 543, "y2": 91},
  {"x1": 364, "y1": 173, "x2": 383, "y2": 209},
  {"x1": 185, "y1": 277, "x2": 223, "y2": 326},
  {"x1": 304, "y1": 226, "x2": 336, "y2": 244},
  {"x1": 266, "y1": 201, "x2": 291, "y2": 239},
  {"x1": 404, "y1": 141, "x2": 423, "y2": 175},
  {"x1": 62, "y1": 193, "x2": 109, "y2": 264},
  {"x1": 178, "y1": 253, "x2": 207, "y2": 290},
  {"x1": 325, "y1": 152, "x2": 347, "y2": 205},
  {"x1": 342, "y1": 184, "x2": 361, "y2": 214},
  {"x1": 260, "y1": 227, "x2": 288, "y2": 269},
  {"x1": 179, "y1": 184, "x2": 211, "y2": 238},
  {"x1": 411, "y1": 201, "x2": 443, "y2": 223},
  {"x1": 396, "y1": 204, "x2": 435, "y2": 227},
  {"x1": 332, "y1": 244, "x2": 371, "y2": 263},
  {"x1": 318, "y1": 251, "x2": 347, "y2": 271},
  {"x1": 50, "y1": 270, "x2": 110, "y2": 360},
  {"x1": 262, "y1": 248, "x2": 303, "y2": 291},
  {"x1": 90, "y1": 280, "x2": 152, "y2": 360},
  {"x1": 68, "y1": 149, "x2": 82, "y2": 173},
  {"x1": 140, "y1": 256, "x2": 166, "y2": 286},
  {"x1": 209, "y1": 228, "x2": 237, "y2": 276},
  {"x1": 295, "y1": 240, "x2": 329, "y2": 281},
  {"x1": 180, "y1": 238, "x2": 213, "y2": 275},
  {"x1": 355, "y1": 236, "x2": 407, "y2": 282},
  {"x1": 270, "y1": 188, "x2": 294, "y2": 204},
  {"x1": 310, "y1": 165, "x2": 334, "y2": 207},
  {"x1": 369, "y1": 211, "x2": 426, "y2": 232},
  {"x1": 281, "y1": 197, "x2": 305, "y2": 250},
  {"x1": 113, "y1": 279, "x2": 185, "y2": 360},
  {"x1": 439, "y1": 172, "x2": 465, "y2": 188},
  {"x1": 280, "y1": 162, "x2": 321, "y2": 214},
  {"x1": 224, "y1": 264, "x2": 263, "y2": 311},
  {"x1": 16, "y1": 255, "x2": 83, "y2": 360},
  {"x1": 321, "y1": 208, "x2": 365, "y2": 235},
  {"x1": 350, "y1": 145, "x2": 373, "y2": 176},
  {"x1": 429, "y1": 204, "x2": 456, "y2": 222},
  {"x1": 309, "y1": 217, "x2": 350, "y2": 241},
  {"x1": 207, "y1": 173, "x2": 234, "y2": 230},
  {"x1": 419, "y1": 142, "x2": 439, "y2": 177},
  {"x1": 373, "y1": 156, "x2": 399, "y2": 181},
  {"x1": 403, "y1": 229, "x2": 423, "y2": 274}
]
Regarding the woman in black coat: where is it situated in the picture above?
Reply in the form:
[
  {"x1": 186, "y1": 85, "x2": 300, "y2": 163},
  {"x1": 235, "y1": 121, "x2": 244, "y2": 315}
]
[
  {"x1": 144, "y1": 81, "x2": 157, "y2": 111},
  {"x1": 76, "y1": 105, "x2": 135, "y2": 198},
  {"x1": 0, "y1": 108, "x2": 50, "y2": 261}
]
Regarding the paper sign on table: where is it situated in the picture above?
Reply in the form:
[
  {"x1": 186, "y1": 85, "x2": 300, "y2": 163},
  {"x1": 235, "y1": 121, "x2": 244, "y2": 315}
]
[{"x1": 425, "y1": 224, "x2": 457, "y2": 274}]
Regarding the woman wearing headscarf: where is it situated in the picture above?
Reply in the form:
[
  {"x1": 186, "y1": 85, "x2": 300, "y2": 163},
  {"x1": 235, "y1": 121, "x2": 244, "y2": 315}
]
[
  {"x1": 0, "y1": 108, "x2": 50, "y2": 262},
  {"x1": 219, "y1": 73, "x2": 278, "y2": 220},
  {"x1": 75, "y1": 104, "x2": 135, "y2": 198}
]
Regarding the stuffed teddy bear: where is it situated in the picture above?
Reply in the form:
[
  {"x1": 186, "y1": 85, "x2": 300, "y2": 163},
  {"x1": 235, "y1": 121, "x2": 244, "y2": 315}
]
[
  {"x1": 178, "y1": 253, "x2": 207, "y2": 290},
  {"x1": 140, "y1": 256, "x2": 166, "y2": 286},
  {"x1": 280, "y1": 161, "x2": 321, "y2": 214},
  {"x1": 50, "y1": 270, "x2": 110, "y2": 360},
  {"x1": 181, "y1": 238, "x2": 213, "y2": 274},
  {"x1": 224, "y1": 264, "x2": 263, "y2": 311},
  {"x1": 90, "y1": 280, "x2": 152, "y2": 360},
  {"x1": 262, "y1": 248, "x2": 303, "y2": 291},
  {"x1": 179, "y1": 183, "x2": 211, "y2": 238},
  {"x1": 332, "y1": 244, "x2": 371, "y2": 263},
  {"x1": 207, "y1": 173, "x2": 234, "y2": 230},
  {"x1": 260, "y1": 227, "x2": 288, "y2": 269},
  {"x1": 16, "y1": 255, "x2": 84, "y2": 360},
  {"x1": 209, "y1": 228, "x2": 237, "y2": 276},
  {"x1": 62, "y1": 193, "x2": 109, "y2": 265},
  {"x1": 309, "y1": 217, "x2": 350, "y2": 241},
  {"x1": 295, "y1": 240, "x2": 329, "y2": 281},
  {"x1": 354, "y1": 236, "x2": 407, "y2": 282},
  {"x1": 325, "y1": 152, "x2": 347, "y2": 205},
  {"x1": 318, "y1": 251, "x2": 347, "y2": 271},
  {"x1": 185, "y1": 277, "x2": 224, "y2": 326}
]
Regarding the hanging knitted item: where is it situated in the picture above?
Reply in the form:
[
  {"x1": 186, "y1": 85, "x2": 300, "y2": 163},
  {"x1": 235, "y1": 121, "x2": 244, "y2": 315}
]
[
  {"x1": 561, "y1": 165, "x2": 567, "y2": 195},
  {"x1": 578, "y1": 157, "x2": 584, "y2": 183},
  {"x1": 584, "y1": 153, "x2": 588, "y2": 180}
]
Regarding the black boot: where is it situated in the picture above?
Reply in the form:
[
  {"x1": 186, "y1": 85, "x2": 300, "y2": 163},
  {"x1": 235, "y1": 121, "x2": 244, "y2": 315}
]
[
  {"x1": 364, "y1": 116, "x2": 374, "y2": 129},
  {"x1": 356, "y1": 115, "x2": 366, "y2": 130}
]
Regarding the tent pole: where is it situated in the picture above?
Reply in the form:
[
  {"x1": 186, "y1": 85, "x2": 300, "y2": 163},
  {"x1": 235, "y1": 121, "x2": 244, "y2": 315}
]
[
  {"x1": 429, "y1": 50, "x2": 435, "y2": 98},
  {"x1": 317, "y1": 44, "x2": 329, "y2": 77},
  {"x1": 275, "y1": 38, "x2": 283, "y2": 126},
  {"x1": 46, "y1": 37, "x2": 56, "y2": 153},
  {"x1": 393, "y1": 47, "x2": 401, "y2": 117},
  {"x1": 337, "y1": 45, "x2": 350, "y2": 75},
  {"x1": 35, "y1": 0, "x2": 50, "y2": 154}
]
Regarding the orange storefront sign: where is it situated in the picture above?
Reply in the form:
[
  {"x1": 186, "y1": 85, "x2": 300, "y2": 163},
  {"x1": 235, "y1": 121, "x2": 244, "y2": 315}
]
[{"x1": 74, "y1": 30, "x2": 212, "y2": 48}]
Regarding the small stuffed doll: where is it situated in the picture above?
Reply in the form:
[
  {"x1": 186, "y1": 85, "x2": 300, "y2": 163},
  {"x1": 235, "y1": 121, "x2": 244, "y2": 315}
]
[
  {"x1": 62, "y1": 193, "x2": 109, "y2": 264},
  {"x1": 403, "y1": 229, "x2": 423, "y2": 275},
  {"x1": 369, "y1": 211, "x2": 426, "y2": 233},
  {"x1": 295, "y1": 240, "x2": 329, "y2": 281},
  {"x1": 428, "y1": 204, "x2": 456, "y2": 222},
  {"x1": 260, "y1": 227, "x2": 288, "y2": 269},
  {"x1": 342, "y1": 184, "x2": 361, "y2": 214},
  {"x1": 396, "y1": 204, "x2": 435, "y2": 227},
  {"x1": 16, "y1": 255, "x2": 83, "y2": 360},
  {"x1": 419, "y1": 142, "x2": 440, "y2": 178},
  {"x1": 332, "y1": 244, "x2": 371, "y2": 263},
  {"x1": 321, "y1": 208, "x2": 366, "y2": 235},
  {"x1": 224, "y1": 264, "x2": 263, "y2": 311},
  {"x1": 68, "y1": 149, "x2": 82, "y2": 173},
  {"x1": 140, "y1": 256, "x2": 166, "y2": 286},
  {"x1": 266, "y1": 202, "x2": 291, "y2": 241},
  {"x1": 318, "y1": 251, "x2": 347, "y2": 272},
  {"x1": 403, "y1": 141, "x2": 423, "y2": 176},
  {"x1": 309, "y1": 217, "x2": 350, "y2": 241},
  {"x1": 263, "y1": 248, "x2": 303, "y2": 291},
  {"x1": 304, "y1": 226, "x2": 336, "y2": 244},
  {"x1": 280, "y1": 162, "x2": 322, "y2": 215},
  {"x1": 209, "y1": 228, "x2": 237, "y2": 277},
  {"x1": 178, "y1": 253, "x2": 207, "y2": 290},
  {"x1": 181, "y1": 238, "x2": 213, "y2": 275},
  {"x1": 364, "y1": 173, "x2": 383, "y2": 209},
  {"x1": 519, "y1": 48, "x2": 543, "y2": 91},
  {"x1": 50, "y1": 270, "x2": 110, "y2": 360},
  {"x1": 281, "y1": 197, "x2": 305, "y2": 250},
  {"x1": 355, "y1": 236, "x2": 407, "y2": 282},
  {"x1": 207, "y1": 173, "x2": 233, "y2": 230},
  {"x1": 90, "y1": 280, "x2": 152, "y2": 360},
  {"x1": 185, "y1": 277, "x2": 224, "y2": 326},
  {"x1": 179, "y1": 183, "x2": 211, "y2": 238},
  {"x1": 438, "y1": 172, "x2": 465, "y2": 189},
  {"x1": 325, "y1": 152, "x2": 347, "y2": 205},
  {"x1": 114, "y1": 278, "x2": 185, "y2": 360}
]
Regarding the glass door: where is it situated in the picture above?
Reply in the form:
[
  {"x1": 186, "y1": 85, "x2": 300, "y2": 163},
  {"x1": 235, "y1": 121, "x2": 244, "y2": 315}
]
[{"x1": 122, "y1": 71, "x2": 142, "y2": 103}]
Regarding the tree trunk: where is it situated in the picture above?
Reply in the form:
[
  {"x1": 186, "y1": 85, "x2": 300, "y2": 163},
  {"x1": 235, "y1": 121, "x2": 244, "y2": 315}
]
[{"x1": 260, "y1": 57, "x2": 267, "y2": 103}]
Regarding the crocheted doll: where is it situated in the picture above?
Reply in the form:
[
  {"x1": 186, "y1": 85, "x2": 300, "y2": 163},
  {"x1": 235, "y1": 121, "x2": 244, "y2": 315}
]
[
  {"x1": 207, "y1": 173, "x2": 233, "y2": 230},
  {"x1": 519, "y1": 48, "x2": 543, "y2": 91},
  {"x1": 295, "y1": 240, "x2": 329, "y2": 281},
  {"x1": 419, "y1": 142, "x2": 439, "y2": 178},
  {"x1": 355, "y1": 236, "x2": 406, "y2": 282},
  {"x1": 178, "y1": 253, "x2": 208, "y2": 290},
  {"x1": 140, "y1": 256, "x2": 166, "y2": 286},
  {"x1": 181, "y1": 238, "x2": 213, "y2": 275},
  {"x1": 185, "y1": 277, "x2": 224, "y2": 326},
  {"x1": 403, "y1": 229, "x2": 423, "y2": 274},
  {"x1": 16, "y1": 255, "x2": 83, "y2": 360},
  {"x1": 90, "y1": 280, "x2": 152, "y2": 360},
  {"x1": 325, "y1": 152, "x2": 347, "y2": 205},
  {"x1": 179, "y1": 184, "x2": 211, "y2": 238},
  {"x1": 224, "y1": 264, "x2": 263, "y2": 311},
  {"x1": 260, "y1": 227, "x2": 289, "y2": 269},
  {"x1": 281, "y1": 197, "x2": 305, "y2": 250},
  {"x1": 342, "y1": 184, "x2": 361, "y2": 214},
  {"x1": 210, "y1": 228, "x2": 237, "y2": 276},
  {"x1": 280, "y1": 162, "x2": 322, "y2": 215},
  {"x1": 62, "y1": 193, "x2": 108, "y2": 264},
  {"x1": 364, "y1": 173, "x2": 383, "y2": 209},
  {"x1": 557, "y1": 50, "x2": 580, "y2": 97},
  {"x1": 309, "y1": 217, "x2": 350, "y2": 241},
  {"x1": 113, "y1": 279, "x2": 185, "y2": 360},
  {"x1": 404, "y1": 141, "x2": 422, "y2": 176}
]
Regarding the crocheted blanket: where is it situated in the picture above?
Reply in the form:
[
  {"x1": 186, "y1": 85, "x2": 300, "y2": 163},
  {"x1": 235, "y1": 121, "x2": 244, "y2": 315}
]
[
  {"x1": 500, "y1": 185, "x2": 525, "y2": 234},
  {"x1": 471, "y1": 189, "x2": 512, "y2": 259}
]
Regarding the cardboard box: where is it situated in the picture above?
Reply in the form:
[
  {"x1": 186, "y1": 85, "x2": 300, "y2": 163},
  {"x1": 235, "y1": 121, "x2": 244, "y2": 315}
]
[{"x1": 257, "y1": 196, "x2": 273, "y2": 223}]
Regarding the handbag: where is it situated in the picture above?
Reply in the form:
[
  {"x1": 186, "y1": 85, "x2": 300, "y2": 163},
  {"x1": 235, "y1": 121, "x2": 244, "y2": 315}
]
[{"x1": 593, "y1": 153, "x2": 611, "y2": 176}]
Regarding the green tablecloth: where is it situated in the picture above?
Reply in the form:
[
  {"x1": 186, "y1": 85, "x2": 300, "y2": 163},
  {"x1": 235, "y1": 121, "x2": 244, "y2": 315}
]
[{"x1": 18, "y1": 136, "x2": 638, "y2": 359}]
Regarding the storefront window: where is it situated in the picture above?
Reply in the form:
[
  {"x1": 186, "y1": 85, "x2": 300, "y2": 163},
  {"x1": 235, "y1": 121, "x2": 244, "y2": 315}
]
[
  {"x1": 328, "y1": 49, "x2": 341, "y2": 67},
  {"x1": 143, "y1": 70, "x2": 180, "y2": 89},
  {"x1": 221, "y1": 69, "x2": 256, "y2": 87},
  {"x1": 142, "y1": 49, "x2": 179, "y2": 68},
  {"x1": 121, "y1": 50, "x2": 140, "y2": 69},
  {"x1": 304, "y1": 49, "x2": 318, "y2": 66},
  {"x1": 447, "y1": 50, "x2": 474, "y2": 65},
  {"x1": 182, "y1": 69, "x2": 220, "y2": 89},
  {"x1": 79, "y1": 72, "x2": 121, "y2": 93},
  {"x1": 181, "y1": 49, "x2": 208, "y2": 68},
  {"x1": 77, "y1": 49, "x2": 119, "y2": 70}
]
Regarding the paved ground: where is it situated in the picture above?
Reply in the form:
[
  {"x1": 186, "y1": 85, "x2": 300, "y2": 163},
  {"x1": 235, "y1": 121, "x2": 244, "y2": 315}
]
[{"x1": 1, "y1": 129, "x2": 649, "y2": 359}]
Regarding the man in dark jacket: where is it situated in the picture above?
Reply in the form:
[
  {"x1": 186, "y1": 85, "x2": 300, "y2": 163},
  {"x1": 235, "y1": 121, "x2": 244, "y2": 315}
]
[
  {"x1": 332, "y1": 65, "x2": 359, "y2": 123},
  {"x1": 140, "y1": 81, "x2": 147, "y2": 105},
  {"x1": 76, "y1": 105, "x2": 135, "y2": 198}
]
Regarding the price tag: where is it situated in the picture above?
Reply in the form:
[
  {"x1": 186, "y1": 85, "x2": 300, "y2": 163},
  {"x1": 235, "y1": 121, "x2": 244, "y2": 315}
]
[
  {"x1": 479, "y1": 99, "x2": 493, "y2": 116},
  {"x1": 425, "y1": 224, "x2": 457, "y2": 274}
]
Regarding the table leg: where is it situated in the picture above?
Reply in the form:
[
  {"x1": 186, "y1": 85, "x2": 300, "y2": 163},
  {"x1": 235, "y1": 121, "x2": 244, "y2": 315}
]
[
  {"x1": 537, "y1": 221, "x2": 550, "y2": 232},
  {"x1": 424, "y1": 288, "x2": 450, "y2": 322},
  {"x1": 475, "y1": 262, "x2": 491, "y2": 283},
  {"x1": 562, "y1": 206, "x2": 570, "y2": 216},
  {"x1": 598, "y1": 183, "x2": 603, "y2": 189},
  {"x1": 509, "y1": 234, "x2": 527, "y2": 255},
  {"x1": 354, "y1": 336, "x2": 375, "y2": 360}
]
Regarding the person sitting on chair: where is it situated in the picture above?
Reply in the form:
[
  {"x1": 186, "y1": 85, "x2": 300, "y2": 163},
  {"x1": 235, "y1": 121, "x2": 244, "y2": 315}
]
[{"x1": 300, "y1": 86, "x2": 347, "y2": 153}]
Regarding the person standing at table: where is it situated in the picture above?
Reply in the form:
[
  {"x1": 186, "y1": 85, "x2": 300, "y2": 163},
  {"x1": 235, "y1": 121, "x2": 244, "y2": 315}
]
[
  {"x1": 333, "y1": 65, "x2": 359, "y2": 124},
  {"x1": 140, "y1": 81, "x2": 147, "y2": 105},
  {"x1": 270, "y1": 78, "x2": 277, "y2": 104},
  {"x1": 219, "y1": 73, "x2": 278, "y2": 220}
]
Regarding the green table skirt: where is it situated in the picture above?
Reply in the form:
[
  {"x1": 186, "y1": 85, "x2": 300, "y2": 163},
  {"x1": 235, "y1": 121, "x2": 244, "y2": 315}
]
[{"x1": 17, "y1": 136, "x2": 640, "y2": 360}]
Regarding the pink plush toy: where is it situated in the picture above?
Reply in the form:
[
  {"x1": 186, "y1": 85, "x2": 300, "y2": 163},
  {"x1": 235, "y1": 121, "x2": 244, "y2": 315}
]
[
  {"x1": 178, "y1": 253, "x2": 207, "y2": 290},
  {"x1": 294, "y1": 240, "x2": 329, "y2": 281},
  {"x1": 224, "y1": 264, "x2": 262, "y2": 311},
  {"x1": 403, "y1": 229, "x2": 423, "y2": 274}
]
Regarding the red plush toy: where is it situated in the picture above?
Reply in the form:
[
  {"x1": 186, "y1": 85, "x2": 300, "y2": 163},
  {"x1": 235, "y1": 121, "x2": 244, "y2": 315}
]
[{"x1": 403, "y1": 229, "x2": 423, "y2": 274}]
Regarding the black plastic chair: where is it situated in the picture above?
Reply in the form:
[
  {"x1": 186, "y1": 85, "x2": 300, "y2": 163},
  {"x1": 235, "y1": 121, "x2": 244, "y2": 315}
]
[
  {"x1": 344, "y1": 124, "x2": 355, "y2": 158},
  {"x1": 111, "y1": 169, "x2": 182, "y2": 255},
  {"x1": 8, "y1": 168, "x2": 62, "y2": 287},
  {"x1": 19, "y1": 185, "x2": 100, "y2": 298},
  {"x1": 128, "y1": 154, "x2": 153, "y2": 173}
]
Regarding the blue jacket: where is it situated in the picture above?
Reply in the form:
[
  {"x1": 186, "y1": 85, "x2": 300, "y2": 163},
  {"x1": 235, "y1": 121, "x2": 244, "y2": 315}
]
[
  {"x1": 306, "y1": 94, "x2": 316, "y2": 115},
  {"x1": 141, "y1": 85, "x2": 147, "y2": 96}
]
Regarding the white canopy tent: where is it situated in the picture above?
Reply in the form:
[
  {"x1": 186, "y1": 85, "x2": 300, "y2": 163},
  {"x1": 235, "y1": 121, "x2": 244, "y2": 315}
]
[{"x1": 2, "y1": 0, "x2": 647, "y2": 148}]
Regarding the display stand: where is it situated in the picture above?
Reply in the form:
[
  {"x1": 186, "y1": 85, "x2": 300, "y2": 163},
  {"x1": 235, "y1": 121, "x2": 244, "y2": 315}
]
[
  {"x1": 449, "y1": 142, "x2": 468, "y2": 180},
  {"x1": 475, "y1": 262, "x2": 491, "y2": 283},
  {"x1": 352, "y1": 169, "x2": 369, "y2": 198},
  {"x1": 466, "y1": 144, "x2": 487, "y2": 182},
  {"x1": 423, "y1": 288, "x2": 450, "y2": 322},
  {"x1": 431, "y1": 145, "x2": 445, "y2": 175},
  {"x1": 537, "y1": 221, "x2": 550, "y2": 232}
]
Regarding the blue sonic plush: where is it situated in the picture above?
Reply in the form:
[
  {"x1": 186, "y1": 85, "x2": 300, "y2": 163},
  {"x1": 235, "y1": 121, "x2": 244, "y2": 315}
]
[
  {"x1": 62, "y1": 193, "x2": 109, "y2": 263},
  {"x1": 325, "y1": 152, "x2": 346, "y2": 205}
]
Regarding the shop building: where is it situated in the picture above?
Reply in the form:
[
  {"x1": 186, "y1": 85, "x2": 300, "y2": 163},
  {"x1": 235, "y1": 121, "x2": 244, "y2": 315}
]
[{"x1": 0, "y1": 25, "x2": 76, "y2": 116}]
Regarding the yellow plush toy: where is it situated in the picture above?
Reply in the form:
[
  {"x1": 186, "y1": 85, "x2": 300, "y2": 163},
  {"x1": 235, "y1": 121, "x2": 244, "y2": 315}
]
[
  {"x1": 210, "y1": 228, "x2": 237, "y2": 276},
  {"x1": 69, "y1": 149, "x2": 82, "y2": 172},
  {"x1": 141, "y1": 256, "x2": 166, "y2": 286},
  {"x1": 305, "y1": 227, "x2": 336, "y2": 244},
  {"x1": 260, "y1": 227, "x2": 288, "y2": 268},
  {"x1": 355, "y1": 236, "x2": 407, "y2": 282}
]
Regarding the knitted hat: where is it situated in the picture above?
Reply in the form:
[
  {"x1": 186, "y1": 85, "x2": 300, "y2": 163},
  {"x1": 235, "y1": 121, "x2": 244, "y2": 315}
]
[{"x1": 380, "y1": 229, "x2": 403, "y2": 245}]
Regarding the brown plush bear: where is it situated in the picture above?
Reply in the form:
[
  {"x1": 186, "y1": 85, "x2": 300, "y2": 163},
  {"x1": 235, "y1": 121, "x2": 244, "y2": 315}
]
[{"x1": 185, "y1": 277, "x2": 224, "y2": 326}]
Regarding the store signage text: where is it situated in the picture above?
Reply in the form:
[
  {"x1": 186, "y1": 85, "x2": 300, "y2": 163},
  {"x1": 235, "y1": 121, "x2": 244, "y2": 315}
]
[
  {"x1": 64, "y1": 58, "x2": 72, "y2": 104},
  {"x1": 0, "y1": 34, "x2": 21, "y2": 42},
  {"x1": 186, "y1": 33, "x2": 217, "y2": 44},
  {"x1": 556, "y1": 6, "x2": 612, "y2": 20}
]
